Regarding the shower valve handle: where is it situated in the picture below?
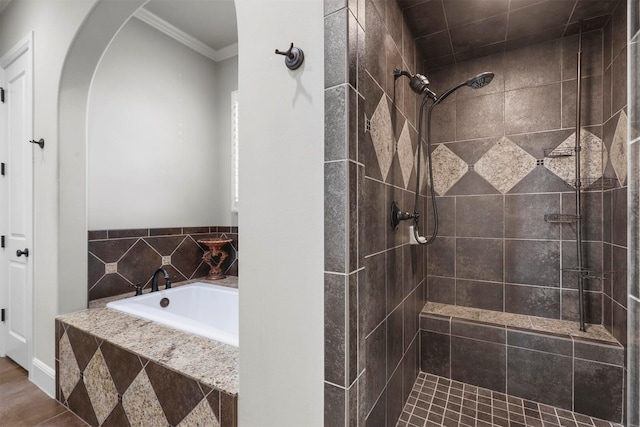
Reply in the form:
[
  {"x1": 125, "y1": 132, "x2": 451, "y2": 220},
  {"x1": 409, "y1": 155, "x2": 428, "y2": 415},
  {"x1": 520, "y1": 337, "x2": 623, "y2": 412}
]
[{"x1": 390, "y1": 201, "x2": 416, "y2": 231}]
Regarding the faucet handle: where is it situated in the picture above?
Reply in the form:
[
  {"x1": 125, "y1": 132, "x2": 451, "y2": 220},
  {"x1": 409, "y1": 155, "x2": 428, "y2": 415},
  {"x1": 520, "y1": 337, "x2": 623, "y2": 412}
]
[
  {"x1": 129, "y1": 283, "x2": 143, "y2": 296},
  {"x1": 165, "y1": 277, "x2": 172, "y2": 289}
]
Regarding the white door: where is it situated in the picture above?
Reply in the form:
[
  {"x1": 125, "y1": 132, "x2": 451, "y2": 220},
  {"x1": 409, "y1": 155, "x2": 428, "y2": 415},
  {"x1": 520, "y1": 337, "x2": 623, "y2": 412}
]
[{"x1": 1, "y1": 35, "x2": 33, "y2": 371}]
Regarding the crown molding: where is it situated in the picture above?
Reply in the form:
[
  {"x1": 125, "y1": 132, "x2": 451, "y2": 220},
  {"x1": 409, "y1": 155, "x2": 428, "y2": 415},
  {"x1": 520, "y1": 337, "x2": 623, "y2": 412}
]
[{"x1": 133, "y1": 8, "x2": 237, "y2": 62}]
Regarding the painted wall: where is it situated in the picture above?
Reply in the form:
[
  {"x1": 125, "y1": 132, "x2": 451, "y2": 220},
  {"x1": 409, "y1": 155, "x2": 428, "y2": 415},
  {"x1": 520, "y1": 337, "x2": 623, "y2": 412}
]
[
  {"x1": 0, "y1": 0, "x2": 100, "y2": 393},
  {"x1": 88, "y1": 17, "x2": 238, "y2": 229},
  {"x1": 235, "y1": 0, "x2": 324, "y2": 424},
  {"x1": 4, "y1": 0, "x2": 325, "y2": 422}
]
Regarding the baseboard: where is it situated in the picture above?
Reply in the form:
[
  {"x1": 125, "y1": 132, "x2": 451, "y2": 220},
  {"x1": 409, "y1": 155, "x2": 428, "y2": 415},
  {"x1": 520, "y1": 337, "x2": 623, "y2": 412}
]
[{"x1": 30, "y1": 357, "x2": 55, "y2": 398}]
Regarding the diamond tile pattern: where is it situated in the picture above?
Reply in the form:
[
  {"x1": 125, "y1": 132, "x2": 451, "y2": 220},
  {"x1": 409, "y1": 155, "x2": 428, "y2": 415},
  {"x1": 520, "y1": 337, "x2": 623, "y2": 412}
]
[
  {"x1": 610, "y1": 111, "x2": 628, "y2": 186},
  {"x1": 84, "y1": 349, "x2": 118, "y2": 425},
  {"x1": 122, "y1": 370, "x2": 167, "y2": 427},
  {"x1": 398, "y1": 121, "x2": 414, "y2": 188},
  {"x1": 476, "y1": 137, "x2": 537, "y2": 194},
  {"x1": 370, "y1": 94, "x2": 395, "y2": 181},
  {"x1": 58, "y1": 332, "x2": 81, "y2": 401},
  {"x1": 56, "y1": 320, "x2": 236, "y2": 427},
  {"x1": 431, "y1": 144, "x2": 468, "y2": 195},
  {"x1": 397, "y1": 372, "x2": 623, "y2": 427},
  {"x1": 545, "y1": 129, "x2": 607, "y2": 187},
  {"x1": 88, "y1": 227, "x2": 238, "y2": 301}
]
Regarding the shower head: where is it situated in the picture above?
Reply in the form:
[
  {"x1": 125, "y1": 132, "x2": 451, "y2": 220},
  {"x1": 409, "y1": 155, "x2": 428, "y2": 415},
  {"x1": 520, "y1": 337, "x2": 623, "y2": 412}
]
[
  {"x1": 433, "y1": 71, "x2": 495, "y2": 106},
  {"x1": 465, "y1": 72, "x2": 494, "y2": 89},
  {"x1": 394, "y1": 69, "x2": 438, "y2": 100}
]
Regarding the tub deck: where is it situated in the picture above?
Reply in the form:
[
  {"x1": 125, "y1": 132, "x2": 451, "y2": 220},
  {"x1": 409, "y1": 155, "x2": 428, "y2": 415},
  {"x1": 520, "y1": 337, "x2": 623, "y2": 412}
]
[{"x1": 55, "y1": 278, "x2": 238, "y2": 426}]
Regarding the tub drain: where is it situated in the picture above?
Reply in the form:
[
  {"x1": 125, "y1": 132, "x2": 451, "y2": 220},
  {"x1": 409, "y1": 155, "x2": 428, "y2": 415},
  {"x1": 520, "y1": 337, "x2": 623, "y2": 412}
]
[{"x1": 160, "y1": 297, "x2": 170, "y2": 308}]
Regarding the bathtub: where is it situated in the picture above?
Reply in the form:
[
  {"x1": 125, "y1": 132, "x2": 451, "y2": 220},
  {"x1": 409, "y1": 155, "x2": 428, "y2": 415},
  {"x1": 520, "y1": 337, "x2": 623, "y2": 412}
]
[{"x1": 106, "y1": 282, "x2": 238, "y2": 347}]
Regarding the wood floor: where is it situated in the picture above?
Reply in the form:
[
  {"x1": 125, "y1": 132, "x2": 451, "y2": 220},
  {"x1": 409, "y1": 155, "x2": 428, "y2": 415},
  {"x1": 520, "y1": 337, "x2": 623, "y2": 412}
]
[{"x1": 0, "y1": 357, "x2": 88, "y2": 427}]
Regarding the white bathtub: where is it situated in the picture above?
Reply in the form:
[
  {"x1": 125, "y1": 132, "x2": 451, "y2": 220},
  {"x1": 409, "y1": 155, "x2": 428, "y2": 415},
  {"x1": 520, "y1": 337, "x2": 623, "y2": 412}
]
[{"x1": 106, "y1": 282, "x2": 238, "y2": 347}]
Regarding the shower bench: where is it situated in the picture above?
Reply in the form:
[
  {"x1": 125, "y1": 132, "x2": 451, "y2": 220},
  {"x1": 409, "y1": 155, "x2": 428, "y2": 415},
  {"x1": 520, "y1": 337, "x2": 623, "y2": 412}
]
[{"x1": 420, "y1": 302, "x2": 624, "y2": 424}]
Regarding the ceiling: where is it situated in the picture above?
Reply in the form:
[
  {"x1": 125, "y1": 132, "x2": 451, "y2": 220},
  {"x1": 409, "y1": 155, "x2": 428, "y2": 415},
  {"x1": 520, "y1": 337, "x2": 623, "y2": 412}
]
[
  {"x1": 398, "y1": 0, "x2": 621, "y2": 69},
  {"x1": 142, "y1": 0, "x2": 237, "y2": 52}
]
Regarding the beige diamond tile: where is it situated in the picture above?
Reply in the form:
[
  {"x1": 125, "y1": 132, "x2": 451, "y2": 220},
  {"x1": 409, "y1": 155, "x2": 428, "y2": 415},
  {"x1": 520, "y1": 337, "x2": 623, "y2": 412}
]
[
  {"x1": 105, "y1": 263, "x2": 117, "y2": 274},
  {"x1": 58, "y1": 332, "x2": 81, "y2": 401},
  {"x1": 414, "y1": 141, "x2": 429, "y2": 194},
  {"x1": 177, "y1": 398, "x2": 220, "y2": 427},
  {"x1": 370, "y1": 94, "x2": 395, "y2": 181},
  {"x1": 475, "y1": 137, "x2": 537, "y2": 193},
  {"x1": 431, "y1": 144, "x2": 468, "y2": 195},
  {"x1": 544, "y1": 129, "x2": 607, "y2": 187},
  {"x1": 397, "y1": 121, "x2": 414, "y2": 189},
  {"x1": 610, "y1": 110, "x2": 628, "y2": 186},
  {"x1": 84, "y1": 348, "x2": 118, "y2": 425},
  {"x1": 123, "y1": 370, "x2": 168, "y2": 427}
]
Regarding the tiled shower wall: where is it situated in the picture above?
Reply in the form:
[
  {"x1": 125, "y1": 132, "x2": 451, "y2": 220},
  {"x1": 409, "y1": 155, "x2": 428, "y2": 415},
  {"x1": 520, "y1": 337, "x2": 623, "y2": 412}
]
[
  {"x1": 627, "y1": 1, "x2": 640, "y2": 426},
  {"x1": 324, "y1": 0, "x2": 427, "y2": 425},
  {"x1": 601, "y1": 0, "x2": 629, "y2": 358},
  {"x1": 424, "y1": 16, "x2": 628, "y2": 335},
  {"x1": 88, "y1": 227, "x2": 238, "y2": 301}
]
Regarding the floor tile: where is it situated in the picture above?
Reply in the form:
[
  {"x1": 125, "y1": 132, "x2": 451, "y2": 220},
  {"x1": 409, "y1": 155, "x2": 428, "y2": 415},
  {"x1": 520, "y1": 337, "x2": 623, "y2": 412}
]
[{"x1": 397, "y1": 372, "x2": 623, "y2": 427}]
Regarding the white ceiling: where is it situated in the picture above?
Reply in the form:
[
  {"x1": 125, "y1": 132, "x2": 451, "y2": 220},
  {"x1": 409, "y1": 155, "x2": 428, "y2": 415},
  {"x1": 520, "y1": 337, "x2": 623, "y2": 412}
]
[{"x1": 142, "y1": 0, "x2": 237, "y2": 51}]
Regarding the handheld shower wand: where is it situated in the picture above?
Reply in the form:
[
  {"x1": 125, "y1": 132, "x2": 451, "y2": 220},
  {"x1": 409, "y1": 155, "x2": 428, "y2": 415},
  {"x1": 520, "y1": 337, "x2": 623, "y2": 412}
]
[{"x1": 392, "y1": 70, "x2": 495, "y2": 245}]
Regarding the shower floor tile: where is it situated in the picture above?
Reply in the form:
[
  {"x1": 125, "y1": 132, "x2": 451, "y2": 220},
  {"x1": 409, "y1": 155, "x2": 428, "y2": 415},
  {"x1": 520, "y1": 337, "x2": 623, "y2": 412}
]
[{"x1": 396, "y1": 372, "x2": 622, "y2": 427}]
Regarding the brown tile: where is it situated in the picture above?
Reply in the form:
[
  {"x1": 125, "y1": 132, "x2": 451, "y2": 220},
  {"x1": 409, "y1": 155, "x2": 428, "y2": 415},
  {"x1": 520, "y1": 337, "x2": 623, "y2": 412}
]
[
  {"x1": 117, "y1": 240, "x2": 162, "y2": 286},
  {"x1": 206, "y1": 389, "x2": 221, "y2": 421},
  {"x1": 88, "y1": 238, "x2": 137, "y2": 263},
  {"x1": 149, "y1": 227, "x2": 183, "y2": 236},
  {"x1": 220, "y1": 392, "x2": 237, "y2": 427},
  {"x1": 144, "y1": 235, "x2": 186, "y2": 256},
  {"x1": 108, "y1": 229, "x2": 148, "y2": 238},
  {"x1": 66, "y1": 326, "x2": 99, "y2": 372},
  {"x1": 100, "y1": 403, "x2": 131, "y2": 427},
  {"x1": 67, "y1": 380, "x2": 99, "y2": 427},
  {"x1": 100, "y1": 341, "x2": 143, "y2": 395},
  {"x1": 88, "y1": 274, "x2": 132, "y2": 301},
  {"x1": 145, "y1": 361, "x2": 205, "y2": 426},
  {"x1": 171, "y1": 237, "x2": 205, "y2": 280},
  {"x1": 87, "y1": 253, "x2": 104, "y2": 288}
]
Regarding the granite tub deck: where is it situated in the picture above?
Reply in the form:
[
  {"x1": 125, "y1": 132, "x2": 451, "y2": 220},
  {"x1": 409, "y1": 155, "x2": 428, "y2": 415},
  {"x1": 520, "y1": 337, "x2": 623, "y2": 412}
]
[
  {"x1": 55, "y1": 278, "x2": 238, "y2": 427},
  {"x1": 420, "y1": 302, "x2": 625, "y2": 424}
]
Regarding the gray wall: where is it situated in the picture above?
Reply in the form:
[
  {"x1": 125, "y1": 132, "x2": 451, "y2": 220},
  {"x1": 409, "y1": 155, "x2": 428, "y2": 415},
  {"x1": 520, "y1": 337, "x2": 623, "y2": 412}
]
[
  {"x1": 423, "y1": 26, "x2": 628, "y2": 331},
  {"x1": 324, "y1": 0, "x2": 427, "y2": 424},
  {"x1": 627, "y1": 0, "x2": 640, "y2": 425}
]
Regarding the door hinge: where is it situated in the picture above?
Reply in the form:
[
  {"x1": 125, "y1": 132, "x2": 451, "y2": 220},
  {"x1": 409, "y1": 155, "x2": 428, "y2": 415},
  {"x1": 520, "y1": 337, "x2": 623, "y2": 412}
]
[
  {"x1": 1, "y1": 309, "x2": 5, "y2": 322},
  {"x1": 1, "y1": 236, "x2": 4, "y2": 248},
  {"x1": 1, "y1": 163, "x2": 4, "y2": 176},
  {"x1": 0, "y1": 87, "x2": 4, "y2": 103}
]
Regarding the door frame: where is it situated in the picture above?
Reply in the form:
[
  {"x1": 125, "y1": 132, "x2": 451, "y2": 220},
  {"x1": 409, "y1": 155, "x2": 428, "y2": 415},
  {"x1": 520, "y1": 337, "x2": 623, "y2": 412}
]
[{"x1": 0, "y1": 32, "x2": 34, "y2": 371}]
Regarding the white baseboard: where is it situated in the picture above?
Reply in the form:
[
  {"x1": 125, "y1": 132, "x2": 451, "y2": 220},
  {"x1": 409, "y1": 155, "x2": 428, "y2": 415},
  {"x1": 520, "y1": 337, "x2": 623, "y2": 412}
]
[{"x1": 30, "y1": 357, "x2": 55, "y2": 398}]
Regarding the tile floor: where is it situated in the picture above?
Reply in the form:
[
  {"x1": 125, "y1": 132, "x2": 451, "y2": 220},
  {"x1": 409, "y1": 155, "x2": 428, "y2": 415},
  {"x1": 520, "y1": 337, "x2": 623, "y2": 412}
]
[
  {"x1": 397, "y1": 372, "x2": 623, "y2": 427},
  {"x1": 0, "y1": 357, "x2": 88, "y2": 427}
]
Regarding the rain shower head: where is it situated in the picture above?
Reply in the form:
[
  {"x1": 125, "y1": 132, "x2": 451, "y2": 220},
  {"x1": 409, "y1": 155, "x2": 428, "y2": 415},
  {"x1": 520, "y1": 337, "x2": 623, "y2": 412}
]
[{"x1": 465, "y1": 72, "x2": 494, "y2": 89}]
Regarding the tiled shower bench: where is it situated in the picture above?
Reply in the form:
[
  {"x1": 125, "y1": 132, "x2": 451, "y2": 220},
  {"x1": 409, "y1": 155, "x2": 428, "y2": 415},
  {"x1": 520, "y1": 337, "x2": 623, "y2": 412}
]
[
  {"x1": 55, "y1": 306, "x2": 238, "y2": 427},
  {"x1": 420, "y1": 302, "x2": 624, "y2": 424}
]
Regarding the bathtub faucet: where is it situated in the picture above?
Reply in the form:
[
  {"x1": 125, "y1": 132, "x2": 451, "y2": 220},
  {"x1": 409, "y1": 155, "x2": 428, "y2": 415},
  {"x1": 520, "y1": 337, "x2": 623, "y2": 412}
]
[{"x1": 151, "y1": 267, "x2": 171, "y2": 292}]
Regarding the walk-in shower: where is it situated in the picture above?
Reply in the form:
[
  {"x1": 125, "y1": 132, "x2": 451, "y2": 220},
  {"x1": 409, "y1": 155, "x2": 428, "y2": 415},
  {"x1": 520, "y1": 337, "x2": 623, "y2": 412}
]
[{"x1": 391, "y1": 70, "x2": 495, "y2": 244}]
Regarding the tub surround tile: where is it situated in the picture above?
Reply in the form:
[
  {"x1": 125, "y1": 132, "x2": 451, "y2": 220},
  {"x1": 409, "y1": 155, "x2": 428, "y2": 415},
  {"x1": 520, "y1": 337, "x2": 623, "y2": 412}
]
[
  {"x1": 146, "y1": 360, "x2": 206, "y2": 426},
  {"x1": 57, "y1": 305, "x2": 237, "y2": 427},
  {"x1": 88, "y1": 227, "x2": 238, "y2": 301},
  {"x1": 178, "y1": 398, "x2": 220, "y2": 427},
  {"x1": 122, "y1": 370, "x2": 168, "y2": 427},
  {"x1": 83, "y1": 349, "x2": 118, "y2": 425},
  {"x1": 59, "y1": 333, "x2": 81, "y2": 402},
  {"x1": 56, "y1": 309, "x2": 238, "y2": 396}
]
